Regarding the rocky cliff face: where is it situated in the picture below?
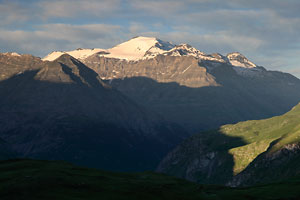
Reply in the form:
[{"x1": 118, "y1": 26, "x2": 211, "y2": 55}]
[
  {"x1": 0, "y1": 53, "x2": 43, "y2": 81},
  {"x1": 229, "y1": 143, "x2": 300, "y2": 186},
  {"x1": 83, "y1": 54, "x2": 300, "y2": 133},
  {"x1": 156, "y1": 131, "x2": 245, "y2": 185},
  {"x1": 84, "y1": 55, "x2": 218, "y2": 88},
  {"x1": 157, "y1": 103, "x2": 300, "y2": 186},
  {"x1": 0, "y1": 53, "x2": 187, "y2": 171}
]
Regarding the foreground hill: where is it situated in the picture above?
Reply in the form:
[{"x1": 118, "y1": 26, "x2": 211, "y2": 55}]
[
  {"x1": 1, "y1": 159, "x2": 300, "y2": 200},
  {"x1": 44, "y1": 36, "x2": 300, "y2": 133},
  {"x1": 0, "y1": 53, "x2": 187, "y2": 171},
  {"x1": 157, "y1": 103, "x2": 300, "y2": 186}
]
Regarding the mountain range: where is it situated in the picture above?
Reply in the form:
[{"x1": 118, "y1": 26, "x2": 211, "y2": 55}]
[
  {"x1": 1, "y1": 36, "x2": 300, "y2": 186},
  {"x1": 0, "y1": 52, "x2": 187, "y2": 171},
  {"x1": 43, "y1": 36, "x2": 300, "y2": 133}
]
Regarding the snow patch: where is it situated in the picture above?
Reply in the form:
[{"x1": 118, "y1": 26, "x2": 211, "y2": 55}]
[
  {"x1": 102, "y1": 36, "x2": 174, "y2": 61},
  {"x1": 43, "y1": 51, "x2": 65, "y2": 61},
  {"x1": 227, "y1": 52, "x2": 256, "y2": 68},
  {"x1": 3, "y1": 52, "x2": 21, "y2": 57},
  {"x1": 163, "y1": 44, "x2": 227, "y2": 63},
  {"x1": 43, "y1": 48, "x2": 106, "y2": 61}
]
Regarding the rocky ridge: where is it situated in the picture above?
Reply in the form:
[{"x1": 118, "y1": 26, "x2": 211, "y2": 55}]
[{"x1": 43, "y1": 36, "x2": 258, "y2": 73}]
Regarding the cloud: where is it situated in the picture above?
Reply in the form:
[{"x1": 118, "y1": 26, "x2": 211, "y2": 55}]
[
  {"x1": 0, "y1": 0, "x2": 122, "y2": 27},
  {"x1": 158, "y1": 31, "x2": 264, "y2": 54},
  {"x1": 39, "y1": 0, "x2": 121, "y2": 19},
  {"x1": 0, "y1": 23, "x2": 122, "y2": 56},
  {"x1": 126, "y1": 0, "x2": 300, "y2": 59},
  {"x1": 128, "y1": 22, "x2": 147, "y2": 35},
  {"x1": 0, "y1": 1, "x2": 34, "y2": 26},
  {"x1": 129, "y1": 0, "x2": 185, "y2": 15}
]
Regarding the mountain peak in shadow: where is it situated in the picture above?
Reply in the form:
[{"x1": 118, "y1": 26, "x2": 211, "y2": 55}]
[
  {"x1": 40, "y1": 53, "x2": 109, "y2": 89},
  {"x1": 0, "y1": 55, "x2": 187, "y2": 171}
]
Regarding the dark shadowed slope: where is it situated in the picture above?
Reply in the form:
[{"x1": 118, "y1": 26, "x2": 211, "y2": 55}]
[
  {"x1": 0, "y1": 53, "x2": 187, "y2": 171},
  {"x1": 0, "y1": 138, "x2": 16, "y2": 160},
  {"x1": 158, "y1": 103, "x2": 300, "y2": 186},
  {"x1": 83, "y1": 54, "x2": 300, "y2": 133}
]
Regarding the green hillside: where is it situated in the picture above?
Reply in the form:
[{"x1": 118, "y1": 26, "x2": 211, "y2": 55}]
[
  {"x1": 1, "y1": 159, "x2": 300, "y2": 200},
  {"x1": 221, "y1": 102, "x2": 300, "y2": 175},
  {"x1": 157, "y1": 103, "x2": 300, "y2": 186}
]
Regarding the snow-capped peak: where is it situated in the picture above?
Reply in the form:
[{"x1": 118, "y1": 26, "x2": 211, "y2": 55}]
[
  {"x1": 2, "y1": 52, "x2": 21, "y2": 57},
  {"x1": 41, "y1": 36, "x2": 258, "y2": 72},
  {"x1": 164, "y1": 44, "x2": 206, "y2": 57},
  {"x1": 226, "y1": 52, "x2": 256, "y2": 68},
  {"x1": 43, "y1": 48, "x2": 107, "y2": 61},
  {"x1": 104, "y1": 36, "x2": 174, "y2": 60},
  {"x1": 43, "y1": 51, "x2": 65, "y2": 61},
  {"x1": 226, "y1": 52, "x2": 263, "y2": 77}
]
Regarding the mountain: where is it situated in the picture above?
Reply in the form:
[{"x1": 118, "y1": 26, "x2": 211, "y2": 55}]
[
  {"x1": 0, "y1": 52, "x2": 187, "y2": 171},
  {"x1": 2, "y1": 159, "x2": 300, "y2": 200},
  {"x1": 157, "y1": 103, "x2": 300, "y2": 186},
  {"x1": 43, "y1": 36, "x2": 300, "y2": 133},
  {"x1": 0, "y1": 137, "x2": 16, "y2": 160},
  {"x1": 0, "y1": 52, "x2": 43, "y2": 80},
  {"x1": 43, "y1": 36, "x2": 175, "y2": 61},
  {"x1": 226, "y1": 52, "x2": 256, "y2": 68},
  {"x1": 43, "y1": 48, "x2": 107, "y2": 61},
  {"x1": 45, "y1": 36, "x2": 300, "y2": 133}
]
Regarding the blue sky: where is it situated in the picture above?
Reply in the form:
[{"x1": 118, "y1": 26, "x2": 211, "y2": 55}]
[{"x1": 0, "y1": 0, "x2": 300, "y2": 77}]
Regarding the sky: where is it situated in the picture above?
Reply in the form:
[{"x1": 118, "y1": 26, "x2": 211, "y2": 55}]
[{"x1": 0, "y1": 0, "x2": 299, "y2": 77}]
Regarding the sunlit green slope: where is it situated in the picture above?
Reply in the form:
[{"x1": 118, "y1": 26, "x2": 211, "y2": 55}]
[
  {"x1": 221, "y1": 102, "x2": 300, "y2": 174},
  {"x1": 158, "y1": 103, "x2": 300, "y2": 186}
]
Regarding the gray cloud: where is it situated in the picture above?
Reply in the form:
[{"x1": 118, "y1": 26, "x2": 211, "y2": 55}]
[
  {"x1": 39, "y1": 0, "x2": 121, "y2": 19},
  {"x1": 0, "y1": 23, "x2": 122, "y2": 56},
  {"x1": 129, "y1": 0, "x2": 185, "y2": 16},
  {"x1": 0, "y1": 1, "x2": 35, "y2": 26},
  {"x1": 0, "y1": 0, "x2": 121, "y2": 26}
]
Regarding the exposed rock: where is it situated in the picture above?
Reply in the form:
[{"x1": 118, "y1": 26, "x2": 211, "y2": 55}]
[
  {"x1": 84, "y1": 55, "x2": 218, "y2": 88},
  {"x1": 157, "y1": 103, "x2": 300, "y2": 186}
]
